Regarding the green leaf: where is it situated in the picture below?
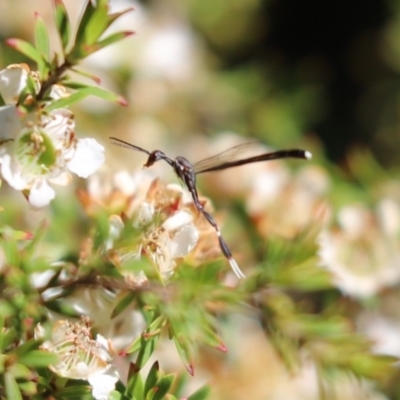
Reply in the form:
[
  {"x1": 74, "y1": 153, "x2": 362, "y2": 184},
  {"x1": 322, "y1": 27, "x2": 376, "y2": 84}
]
[
  {"x1": 18, "y1": 73, "x2": 39, "y2": 105},
  {"x1": 127, "y1": 316, "x2": 165, "y2": 354},
  {"x1": 18, "y1": 350, "x2": 59, "y2": 368},
  {"x1": 135, "y1": 336, "x2": 158, "y2": 370},
  {"x1": 11, "y1": 340, "x2": 40, "y2": 357},
  {"x1": 56, "y1": 384, "x2": 93, "y2": 398},
  {"x1": 295, "y1": 315, "x2": 351, "y2": 338},
  {"x1": 151, "y1": 374, "x2": 175, "y2": 400},
  {"x1": 111, "y1": 291, "x2": 137, "y2": 319},
  {"x1": 0, "y1": 226, "x2": 33, "y2": 241},
  {"x1": 126, "y1": 363, "x2": 144, "y2": 398},
  {"x1": 45, "y1": 85, "x2": 127, "y2": 111},
  {"x1": 96, "y1": 31, "x2": 134, "y2": 51},
  {"x1": 188, "y1": 385, "x2": 211, "y2": 400},
  {"x1": 0, "y1": 327, "x2": 18, "y2": 352},
  {"x1": 348, "y1": 353, "x2": 396, "y2": 381},
  {"x1": 200, "y1": 323, "x2": 226, "y2": 351},
  {"x1": 73, "y1": 0, "x2": 97, "y2": 48},
  {"x1": 4, "y1": 372, "x2": 22, "y2": 400},
  {"x1": 34, "y1": 13, "x2": 51, "y2": 76},
  {"x1": 66, "y1": 68, "x2": 101, "y2": 84},
  {"x1": 5, "y1": 39, "x2": 45, "y2": 71},
  {"x1": 1, "y1": 237, "x2": 20, "y2": 268},
  {"x1": 105, "y1": 8, "x2": 134, "y2": 30},
  {"x1": 173, "y1": 334, "x2": 194, "y2": 376},
  {"x1": 24, "y1": 220, "x2": 48, "y2": 259},
  {"x1": 54, "y1": 0, "x2": 71, "y2": 50},
  {"x1": 84, "y1": 3, "x2": 109, "y2": 45},
  {"x1": 144, "y1": 361, "x2": 159, "y2": 397}
]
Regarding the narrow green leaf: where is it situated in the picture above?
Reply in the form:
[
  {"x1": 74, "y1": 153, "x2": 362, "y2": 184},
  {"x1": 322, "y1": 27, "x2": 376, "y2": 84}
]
[
  {"x1": 296, "y1": 315, "x2": 351, "y2": 338},
  {"x1": 279, "y1": 260, "x2": 333, "y2": 291},
  {"x1": 105, "y1": 8, "x2": 134, "y2": 30},
  {"x1": 0, "y1": 328, "x2": 17, "y2": 352},
  {"x1": 96, "y1": 31, "x2": 135, "y2": 51},
  {"x1": 128, "y1": 336, "x2": 144, "y2": 355},
  {"x1": 18, "y1": 350, "x2": 59, "y2": 368},
  {"x1": 1, "y1": 237, "x2": 19, "y2": 267},
  {"x1": 126, "y1": 363, "x2": 144, "y2": 398},
  {"x1": 5, "y1": 39, "x2": 45, "y2": 71},
  {"x1": 67, "y1": 67, "x2": 101, "y2": 83},
  {"x1": 111, "y1": 291, "x2": 137, "y2": 319},
  {"x1": 19, "y1": 73, "x2": 39, "y2": 104},
  {"x1": 151, "y1": 374, "x2": 175, "y2": 400},
  {"x1": 144, "y1": 361, "x2": 159, "y2": 397},
  {"x1": 69, "y1": 3, "x2": 132, "y2": 61},
  {"x1": 84, "y1": 4, "x2": 109, "y2": 45},
  {"x1": 45, "y1": 85, "x2": 127, "y2": 111},
  {"x1": 4, "y1": 372, "x2": 22, "y2": 400},
  {"x1": 135, "y1": 336, "x2": 158, "y2": 370},
  {"x1": 63, "y1": 80, "x2": 98, "y2": 90},
  {"x1": 348, "y1": 353, "x2": 396, "y2": 381},
  {"x1": 0, "y1": 227, "x2": 33, "y2": 241},
  {"x1": 127, "y1": 316, "x2": 165, "y2": 354},
  {"x1": 54, "y1": 0, "x2": 71, "y2": 50},
  {"x1": 74, "y1": 0, "x2": 97, "y2": 48},
  {"x1": 56, "y1": 384, "x2": 93, "y2": 397},
  {"x1": 188, "y1": 385, "x2": 211, "y2": 400},
  {"x1": 200, "y1": 323, "x2": 227, "y2": 351},
  {"x1": 173, "y1": 334, "x2": 194, "y2": 376},
  {"x1": 34, "y1": 13, "x2": 50, "y2": 62},
  {"x1": 24, "y1": 220, "x2": 48, "y2": 259}
]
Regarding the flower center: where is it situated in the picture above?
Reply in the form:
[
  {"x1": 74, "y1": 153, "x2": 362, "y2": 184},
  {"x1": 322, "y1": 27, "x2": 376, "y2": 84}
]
[{"x1": 16, "y1": 130, "x2": 57, "y2": 175}]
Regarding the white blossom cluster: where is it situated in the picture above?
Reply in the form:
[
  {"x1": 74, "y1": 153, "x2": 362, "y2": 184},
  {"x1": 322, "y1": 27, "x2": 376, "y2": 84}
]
[{"x1": 0, "y1": 64, "x2": 105, "y2": 209}]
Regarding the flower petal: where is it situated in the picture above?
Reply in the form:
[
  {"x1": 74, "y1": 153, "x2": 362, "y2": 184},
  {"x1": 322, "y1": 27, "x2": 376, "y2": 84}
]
[
  {"x1": 0, "y1": 65, "x2": 28, "y2": 103},
  {"x1": 170, "y1": 223, "x2": 199, "y2": 258},
  {"x1": 43, "y1": 109, "x2": 74, "y2": 149},
  {"x1": 162, "y1": 210, "x2": 193, "y2": 231},
  {"x1": 0, "y1": 153, "x2": 27, "y2": 190},
  {"x1": 0, "y1": 105, "x2": 21, "y2": 142},
  {"x1": 135, "y1": 202, "x2": 154, "y2": 227},
  {"x1": 28, "y1": 179, "x2": 56, "y2": 209},
  {"x1": 67, "y1": 138, "x2": 105, "y2": 178},
  {"x1": 89, "y1": 367, "x2": 119, "y2": 400},
  {"x1": 49, "y1": 170, "x2": 72, "y2": 186}
]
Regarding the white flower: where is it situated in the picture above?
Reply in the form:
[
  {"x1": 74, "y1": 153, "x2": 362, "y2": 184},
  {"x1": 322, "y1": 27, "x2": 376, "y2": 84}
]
[
  {"x1": 140, "y1": 208, "x2": 199, "y2": 280},
  {"x1": 0, "y1": 64, "x2": 105, "y2": 208},
  {"x1": 66, "y1": 287, "x2": 146, "y2": 351},
  {"x1": 113, "y1": 202, "x2": 199, "y2": 283},
  {"x1": 0, "y1": 106, "x2": 104, "y2": 208},
  {"x1": 37, "y1": 318, "x2": 120, "y2": 400},
  {"x1": 318, "y1": 201, "x2": 400, "y2": 298}
]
